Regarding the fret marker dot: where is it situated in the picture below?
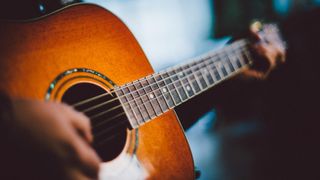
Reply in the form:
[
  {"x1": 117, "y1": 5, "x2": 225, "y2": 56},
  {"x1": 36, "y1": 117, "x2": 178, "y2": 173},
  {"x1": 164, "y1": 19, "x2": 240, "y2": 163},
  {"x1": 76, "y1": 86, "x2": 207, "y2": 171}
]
[
  {"x1": 149, "y1": 93, "x2": 154, "y2": 99},
  {"x1": 163, "y1": 88, "x2": 167, "y2": 93},
  {"x1": 186, "y1": 85, "x2": 191, "y2": 91}
]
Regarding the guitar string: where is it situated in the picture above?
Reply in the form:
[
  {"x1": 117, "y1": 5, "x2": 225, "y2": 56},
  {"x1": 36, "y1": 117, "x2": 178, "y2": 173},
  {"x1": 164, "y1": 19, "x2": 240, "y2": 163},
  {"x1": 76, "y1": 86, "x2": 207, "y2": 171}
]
[
  {"x1": 91, "y1": 63, "x2": 251, "y2": 142},
  {"x1": 90, "y1": 56, "x2": 251, "y2": 137},
  {"x1": 94, "y1": 129, "x2": 127, "y2": 148},
  {"x1": 90, "y1": 55, "x2": 252, "y2": 142},
  {"x1": 114, "y1": 39, "x2": 248, "y2": 91},
  {"x1": 82, "y1": 46, "x2": 249, "y2": 123},
  {"x1": 73, "y1": 43, "x2": 252, "y2": 140},
  {"x1": 93, "y1": 114, "x2": 127, "y2": 137},
  {"x1": 72, "y1": 40, "x2": 249, "y2": 108},
  {"x1": 83, "y1": 45, "x2": 251, "y2": 124},
  {"x1": 93, "y1": 118, "x2": 128, "y2": 148},
  {"x1": 75, "y1": 44, "x2": 250, "y2": 122},
  {"x1": 73, "y1": 41, "x2": 248, "y2": 110}
]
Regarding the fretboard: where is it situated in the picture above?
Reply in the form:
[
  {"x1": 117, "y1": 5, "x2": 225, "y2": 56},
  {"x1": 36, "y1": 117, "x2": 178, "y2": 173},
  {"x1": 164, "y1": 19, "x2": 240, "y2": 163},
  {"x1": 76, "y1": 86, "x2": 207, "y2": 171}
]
[{"x1": 115, "y1": 39, "x2": 253, "y2": 128}]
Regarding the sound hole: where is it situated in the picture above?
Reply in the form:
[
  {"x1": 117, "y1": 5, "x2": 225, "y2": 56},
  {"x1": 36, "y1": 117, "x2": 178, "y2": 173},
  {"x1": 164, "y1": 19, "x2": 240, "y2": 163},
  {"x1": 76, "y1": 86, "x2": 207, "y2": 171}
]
[{"x1": 61, "y1": 83, "x2": 128, "y2": 162}]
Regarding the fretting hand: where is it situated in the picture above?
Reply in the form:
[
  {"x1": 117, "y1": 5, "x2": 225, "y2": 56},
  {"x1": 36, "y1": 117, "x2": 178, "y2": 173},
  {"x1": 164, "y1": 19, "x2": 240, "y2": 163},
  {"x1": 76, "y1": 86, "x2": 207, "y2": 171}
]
[{"x1": 241, "y1": 22, "x2": 286, "y2": 80}]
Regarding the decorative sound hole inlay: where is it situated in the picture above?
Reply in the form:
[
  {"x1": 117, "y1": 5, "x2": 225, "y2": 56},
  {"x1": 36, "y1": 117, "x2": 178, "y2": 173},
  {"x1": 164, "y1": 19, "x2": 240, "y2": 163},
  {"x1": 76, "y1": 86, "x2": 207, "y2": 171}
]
[{"x1": 46, "y1": 68, "x2": 138, "y2": 162}]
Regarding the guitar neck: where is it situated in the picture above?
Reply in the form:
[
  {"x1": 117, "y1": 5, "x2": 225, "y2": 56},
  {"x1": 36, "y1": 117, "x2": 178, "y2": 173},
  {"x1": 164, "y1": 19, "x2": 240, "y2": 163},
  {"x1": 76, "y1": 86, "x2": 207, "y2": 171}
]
[{"x1": 115, "y1": 39, "x2": 253, "y2": 128}]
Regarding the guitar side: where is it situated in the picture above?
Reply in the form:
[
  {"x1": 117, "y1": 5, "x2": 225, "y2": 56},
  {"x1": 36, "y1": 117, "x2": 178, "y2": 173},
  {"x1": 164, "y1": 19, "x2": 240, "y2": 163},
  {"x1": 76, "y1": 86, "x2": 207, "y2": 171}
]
[{"x1": 0, "y1": 4, "x2": 194, "y2": 179}]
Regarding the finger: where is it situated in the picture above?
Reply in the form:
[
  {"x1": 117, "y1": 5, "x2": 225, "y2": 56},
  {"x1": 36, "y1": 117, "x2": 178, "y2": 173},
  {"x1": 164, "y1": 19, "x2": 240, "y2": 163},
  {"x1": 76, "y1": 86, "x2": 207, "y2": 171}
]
[
  {"x1": 241, "y1": 69, "x2": 267, "y2": 80},
  {"x1": 253, "y1": 43, "x2": 279, "y2": 68},
  {"x1": 63, "y1": 104, "x2": 93, "y2": 143},
  {"x1": 249, "y1": 22, "x2": 262, "y2": 41},
  {"x1": 72, "y1": 137, "x2": 101, "y2": 179}
]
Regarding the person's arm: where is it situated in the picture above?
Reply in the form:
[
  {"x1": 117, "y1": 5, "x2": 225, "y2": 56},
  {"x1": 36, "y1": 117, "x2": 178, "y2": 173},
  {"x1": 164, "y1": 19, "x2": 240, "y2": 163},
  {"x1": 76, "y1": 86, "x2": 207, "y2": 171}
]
[{"x1": 0, "y1": 94, "x2": 101, "y2": 180}]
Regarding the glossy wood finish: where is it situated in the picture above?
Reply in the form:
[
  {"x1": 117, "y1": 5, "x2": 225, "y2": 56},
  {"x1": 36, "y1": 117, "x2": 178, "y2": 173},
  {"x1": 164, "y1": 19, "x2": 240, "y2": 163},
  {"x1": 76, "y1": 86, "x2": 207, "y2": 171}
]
[{"x1": 0, "y1": 4, "x2": 194, "y2": 179}]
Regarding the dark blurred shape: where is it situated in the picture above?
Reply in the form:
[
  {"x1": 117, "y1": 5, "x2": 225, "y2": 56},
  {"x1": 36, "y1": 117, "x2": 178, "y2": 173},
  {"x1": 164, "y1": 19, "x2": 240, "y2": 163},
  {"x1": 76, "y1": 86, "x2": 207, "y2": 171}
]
[
  {"x1": 210, "y1": 7, "x2": 320, "y2": 180},
  {"x1": 213, "y1": 0, "x2": 320, "y2": 38},
  {"x1": 213, "y1": 0, "x2": 276, "y2": 38},
  {"x1": 0, "y1": 0, "x2": 82, "y2": 20}
]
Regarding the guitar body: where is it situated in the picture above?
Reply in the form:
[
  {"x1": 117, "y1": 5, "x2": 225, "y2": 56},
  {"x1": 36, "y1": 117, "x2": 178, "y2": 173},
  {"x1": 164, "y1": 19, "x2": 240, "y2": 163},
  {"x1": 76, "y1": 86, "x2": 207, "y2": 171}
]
[{"x1": 0, "y1": 4, "x2": 194, "y2": 179}]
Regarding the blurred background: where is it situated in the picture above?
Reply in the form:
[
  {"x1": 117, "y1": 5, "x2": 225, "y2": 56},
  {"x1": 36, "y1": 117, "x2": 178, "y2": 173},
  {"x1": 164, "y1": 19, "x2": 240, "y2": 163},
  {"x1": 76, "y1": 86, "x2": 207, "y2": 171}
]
[
  {"x1": 81, "y1": 1, "x2": 320, "y2": 179},
  {"x1": 81, "y1": 0, "x2": 320, "y2": 179}
]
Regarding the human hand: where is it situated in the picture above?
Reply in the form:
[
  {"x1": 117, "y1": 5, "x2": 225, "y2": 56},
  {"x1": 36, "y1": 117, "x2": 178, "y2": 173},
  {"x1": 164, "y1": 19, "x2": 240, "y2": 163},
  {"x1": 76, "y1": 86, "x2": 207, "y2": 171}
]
[
  {"x1": 241, "y1": 22, "x2": 286, "y2": 80},
  {"x1": 8, "y1": 100, "x2": 101, "y2": 180}
]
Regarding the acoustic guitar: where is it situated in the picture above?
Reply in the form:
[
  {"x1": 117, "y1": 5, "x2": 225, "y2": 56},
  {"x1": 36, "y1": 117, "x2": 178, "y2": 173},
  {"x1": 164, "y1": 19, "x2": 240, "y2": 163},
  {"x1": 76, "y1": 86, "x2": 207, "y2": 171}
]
[{"x1": 0, "y1": 4, "x2": 285, "y2": 180}]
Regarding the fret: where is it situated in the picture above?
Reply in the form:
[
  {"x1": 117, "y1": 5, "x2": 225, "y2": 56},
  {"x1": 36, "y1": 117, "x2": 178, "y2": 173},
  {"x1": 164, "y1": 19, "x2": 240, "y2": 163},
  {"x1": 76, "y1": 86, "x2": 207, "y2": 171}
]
[
  {"x1": 155, "y1": 74, "x2": 174, "y2": 108},
  {"x1": 176, "y1": 67, "x2": 191, "y2": 98},
  {"x1": 228, "y1": 44, "x2": 242, "y2": 69},
  {"x1": 213, "y1": 60, "x2": 226, "y2": 79},
  {"x1": 218, "y1": 60, "x2": 228, "y2": 77},
  {"x1": 122, "y1": 84, "x2": 144, "y2": 124},
  {"x1": 196, "y1": 59, "x2": 211, "y2": 88},
  {"x1": 238, "y1": 53, "x2": 247, "y2": 66},
  {"x1": 116, "y1": 89, "x2": 138, "y2": 127},
  {"x1": 224, "y1": 53, "x2": 236, "y2": 72},
  {"x1": 235, "y1": 42, "x2": 251, "y2": 65},
  {"x1": 127, "y1": 84, "x2": 147, "y2": 122},
  {"x1": 121, "y1": 87, "x2": 143, "y2": 125},
  {"x1": 169, "y1": 69, "x2": 188, "y2": 101},
  {"x1": 203, "y1": 59, "x2": 216, "y2": 85},
  {"x1": 230, "y1": 42, "x2": 247, "y2": 66},
  {"x1": 181, "y1": 76, "x2": 195, "y2": 97},
  {"x1": 190, "y1": 62, "x2": 207, "y2": 91},
  {"x1": 153, "y1": 74, "x2": 169, "y2": 111},
  {"x1": 180, "y1": 64, "x2": 196, "y2": 97},
  {"x1": 167, "y1": 69, "x2": 186, "y2": 102},
  {"x1": 234, "y1": 55, "x2": 244, "y2": 68},
  {"x1": 208, "y1": 59, "x2": 222, "y2": 81},
  {"x1": 199, "y1": 70, "x2": 209, "y2": 88},
  {"x1": 243, "y1": 48, "x2": 253, "y2": 65},
  {"x1": 199, "y1": 59, "x2": 215, "y2": 86},
  {"x1": 217, "y1": 51, "x2": 232, "y2": 75},
  {"x1": 139, "y1": 79, "x2": 157, "y2": 119},
  {"x1": 130, "y1": 82, "x2": 149, "y2": 122},
  {"x1": 147, "y1": 76, "x2": 164, "y2": 115},
  {"x1": 203, "y1": 67, "x2": 215, "y2": 86},
  {"x1": 223, "y1": 60, "x2": 233, "y2": 74},
  {"x1": 161, "y1": 72, "x2": 182, "y2": 105},
  {"x1": 228, "y1": 51, "x2": 241, "y2": 69},
  {"x1": 183, "y1": 64, "x2": 201, "y2": 93}
]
